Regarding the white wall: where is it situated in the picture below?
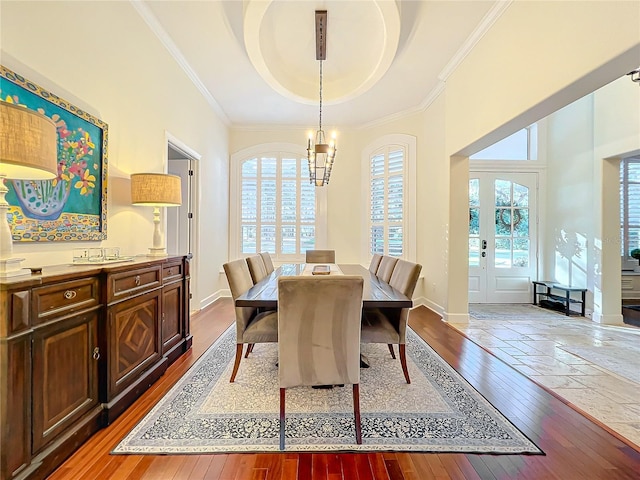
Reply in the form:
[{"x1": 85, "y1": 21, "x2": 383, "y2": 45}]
[
  {"x1": 1, "y1": 1, "x2": 230, "y2": 312},
  {"x1": 542, "y1": 76, "x2": 640, "y2": 323},
  {"x1": 545, "y1": 95, "x2": 594, "y2": 293}
]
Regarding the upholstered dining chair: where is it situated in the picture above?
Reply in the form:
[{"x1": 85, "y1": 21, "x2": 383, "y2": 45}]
[
  {"x1": 361, "y1": 259, "x2": 422, "y2": 384},
  {"x1": 305, "y1": 249, "x2": 336, "y2": 263},
  {"x1": 376, "y1": 255, "x2": 398, "y2": 283},
  {"x1": 247, "y1": 254, "x2": 269, "y2": 284},
  {"x1": 277, "y1": 275, "x2": 364, "y2": 450},
  {"x1": 260, "y1": 251, "x2": 275, "y2": 275},
  {"x1": 368, "y1": 254, "x2": 383, "y2": 274},
  {"x1": 223, "y1": 258, "x2": 278, "y2": 382}
]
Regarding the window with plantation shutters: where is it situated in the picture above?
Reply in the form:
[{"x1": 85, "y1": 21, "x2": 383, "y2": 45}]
[
  {"x1": 366, "y1": 136, "x2": 415, "y2": 261},
  {"x1": 231, "y1": 145, "x2": 321, "y2": 261},
  {"x1": 621, "y1": 158, "x2": 640, "y2": 267}
]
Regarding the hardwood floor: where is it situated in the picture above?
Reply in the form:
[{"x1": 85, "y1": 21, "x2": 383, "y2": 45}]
[{"x1": 49, "y1": 299, "x2": 640, "y2": 479}]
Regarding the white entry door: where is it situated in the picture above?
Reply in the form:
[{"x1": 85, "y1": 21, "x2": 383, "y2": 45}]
[{"x1": 469, "y1": 172, "x2": 538, "y2": 303}]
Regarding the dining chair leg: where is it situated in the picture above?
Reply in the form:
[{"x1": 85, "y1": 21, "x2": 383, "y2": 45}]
[
  {"x1": 399, "y1": 344, "x2": 410, "y2": 384},
  {"x1": 353, "y1": 384, "x2": 362, "y2": 444},
  {"x1": 244, "y1": 343, "x2": 255, "y2": 358},
  {"x1": 229, "y1": 344, "x2": 243, "y2": 382},
  {"x1": 387, "y1": 344, "x2": 396, "y2": 359},
  {"x1": 279, "y1": 388, "x2": 286, "y2": 450}
]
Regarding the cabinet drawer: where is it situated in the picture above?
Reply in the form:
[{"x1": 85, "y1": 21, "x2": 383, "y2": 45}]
[
  {"x1": 107, "y1": 265, "x2": 162, "y2": 303},
  {"x1": 32, "y1": 277, "x2": 100, "y2": 324},
  {"x1": 163, "y1": 262, "x2": 183, "y2": 282}
]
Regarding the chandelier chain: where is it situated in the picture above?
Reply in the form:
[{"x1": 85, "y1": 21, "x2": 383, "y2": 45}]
[{"x1": 318, "y1": 60, "x2": 323, "y2": 132}]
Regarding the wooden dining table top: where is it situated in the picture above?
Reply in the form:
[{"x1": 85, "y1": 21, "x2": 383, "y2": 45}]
[{"x1": 235, "y1": 263, "x2": 413, "y2": 309}]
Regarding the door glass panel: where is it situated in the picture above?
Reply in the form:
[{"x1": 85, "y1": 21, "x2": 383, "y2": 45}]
[
  {"x1": 513, "y1": 183, "x2": 529, "y2": 207},
  {"x1": 469, "y1": 238, "x2": 480, "y2": 266},
  {"x1": 469, "y1": 179, "x2": 479, "y2": 206},
  {"x1": 495, "y1": 238, "x2": 511, "y2": 268},
  {"x1": 514, "y1": 208, "x2": 529, "y2": 236},
  {"x1": 513, "y1": 239, "x2": 529, "y2": 267},
  {"x1": 495, "y1": 208, "x2": 512, "y2": 235},
  {"x1": 469, "y1": 208, "x2": 479, "y2": 235},
  {"x1": 495, "y1": 180, "x2": 511, "y2": 206}
]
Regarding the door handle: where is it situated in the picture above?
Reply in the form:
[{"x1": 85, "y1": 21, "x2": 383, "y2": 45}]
[
  {"x1": 481, "y1": 252, "x2": 486, "y2": 257},
  {"x1": 482, "y1": 240, "x2": 487, "y2": 250}
]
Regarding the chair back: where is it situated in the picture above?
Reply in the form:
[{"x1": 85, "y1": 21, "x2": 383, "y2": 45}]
[
  {"x1": 247, "y1": 254, "x2": 268, "y2": 283},
  {"x1": 368, "y1": 254, "x2": 383, "y2": 274},
  {"x1": 305, "y1": 249, "x2": 336, "y2": 263},
  {"x1": 277, "y1": 276, "x2": 364, "y2": 388},
  {"x1": 223, "y1": 259, "x2": 257, "y2": 341},
  {"x1": 260, "y1": 252, "x2": 275, "y2": 274},
  {"x1": 376, "y1": 256, "x2": 398, "y2": 283},
  {"x1": 389, "y1": 259, "x2": 422, "y2": 298}
]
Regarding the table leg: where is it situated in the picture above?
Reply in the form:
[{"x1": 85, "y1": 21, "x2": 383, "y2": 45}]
[{"x1": 565, "y1": 290, "x2": 570, "y2": 316}]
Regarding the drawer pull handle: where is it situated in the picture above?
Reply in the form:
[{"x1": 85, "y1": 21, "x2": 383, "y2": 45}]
[
  {"x1": 92, "y1": 347, "x2": 100, "y2": 360},
  {"x1": 64, "y1": 290, "x2": 77, "y2": 300},
  {"x1": 135, "y1": 275, "x2": 141, "y2": 286}
]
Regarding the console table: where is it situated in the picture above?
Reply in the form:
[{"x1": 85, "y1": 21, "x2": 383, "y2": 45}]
[
  {"x1": 0, "y1": 255, "x2": 191, "y2": 480},
  {"x1": 532, "y1": 281, "x2": 586, "y2": 316}
]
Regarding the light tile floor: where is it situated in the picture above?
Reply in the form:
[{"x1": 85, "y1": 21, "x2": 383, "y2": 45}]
[{"x1": 450, "y1": 304, "x2": 640, "y2": 447}]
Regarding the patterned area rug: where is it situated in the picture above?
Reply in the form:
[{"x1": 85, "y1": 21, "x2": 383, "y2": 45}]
[{"x1": 113, "y1": 326, "x2": 542, "y2": 454}]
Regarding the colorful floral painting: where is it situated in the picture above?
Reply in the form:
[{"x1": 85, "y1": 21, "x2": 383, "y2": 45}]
[{"x1": 0, "y1": 65, "x2": 108, "y2": 241}]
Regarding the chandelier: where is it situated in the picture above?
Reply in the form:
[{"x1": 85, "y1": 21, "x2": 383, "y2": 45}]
[{"x1": 307, "y1": 10, "x2": 337, "y2": 187}]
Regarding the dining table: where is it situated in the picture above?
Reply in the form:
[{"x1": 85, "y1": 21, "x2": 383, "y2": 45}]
[{"x1": 235, "y1": 263, "x2": 413, "y2": 309}]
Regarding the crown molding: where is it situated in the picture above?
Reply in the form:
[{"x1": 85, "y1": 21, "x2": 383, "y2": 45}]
[
  {"x1": 130, "y1": 0, "x2": 230, "y2": 126},
  {"x1": 438, "y1": 0, "x2": 513, "y2": 82},
  {"x1": 358, "y1": 0, "x2": 512, "y2": 131}
]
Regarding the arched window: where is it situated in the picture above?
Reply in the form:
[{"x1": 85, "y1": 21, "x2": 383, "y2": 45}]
[
  {"x1": 230, "y1": 143, "x2": 327, "y2": 262},
  {"x1": 362, "y1": 134, "x2": 416, "y2": 262}
]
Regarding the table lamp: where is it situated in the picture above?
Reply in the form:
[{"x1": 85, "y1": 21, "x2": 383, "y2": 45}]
[
  {"x1": 0, "y1": 102, "x2": 58, "y2": 277},
  {"x1": 130, "y1": 173, "x2": 182, "y2": 256}
]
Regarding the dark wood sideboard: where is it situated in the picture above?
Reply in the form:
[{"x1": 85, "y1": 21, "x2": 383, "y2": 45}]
[{"x1": 0, "y1": 255, "x2": 191, "y2": 480}]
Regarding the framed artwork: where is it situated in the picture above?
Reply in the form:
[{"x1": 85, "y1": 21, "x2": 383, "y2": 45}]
[{"x1": 0, "y1": 65, "x2": 108, "y2": 241}]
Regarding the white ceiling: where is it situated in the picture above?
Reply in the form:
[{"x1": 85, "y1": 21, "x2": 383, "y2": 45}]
[{"x1": 135, "y1": 0, "x2": 500, "y2": 128}]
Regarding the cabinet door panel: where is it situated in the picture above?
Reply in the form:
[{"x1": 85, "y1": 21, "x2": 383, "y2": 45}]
[
  {"x1": 32, "y1": 311, "x2": 99, "y2": 454},
  {"x1": 162, "y1": 281, "x2": 183, "y2": 355},
  {"x1": 108, "y1": 289, "x2": 162, "y2": 397},
  {"x1": 0, "y1": 332, "x2": 31, "y2": 478}
]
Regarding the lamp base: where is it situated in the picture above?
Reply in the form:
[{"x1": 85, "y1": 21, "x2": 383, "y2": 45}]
[
  {"x1": 147, "y1": 247, "x2": 167, "y2": 257},
  {"x1": 0, "y1": 257, "x2": 30, "y2": 278}
]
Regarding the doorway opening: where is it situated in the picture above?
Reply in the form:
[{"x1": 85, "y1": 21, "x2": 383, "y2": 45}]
[{"x1": 167, "y1": 143, "x2": 197, "y2": 256}]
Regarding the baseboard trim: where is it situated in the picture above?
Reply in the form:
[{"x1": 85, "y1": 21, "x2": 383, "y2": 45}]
[
  {"x1": 591, "y1": 312, "x2": 624, "y2": 325},
  {"x1": 200, "y1": 289, "x2": 229, "y2": 311}
]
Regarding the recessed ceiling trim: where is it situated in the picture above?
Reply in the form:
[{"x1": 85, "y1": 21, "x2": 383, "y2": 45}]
[{"x1": 243, "y1": 0, "x2": 400, "y2": 105}]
